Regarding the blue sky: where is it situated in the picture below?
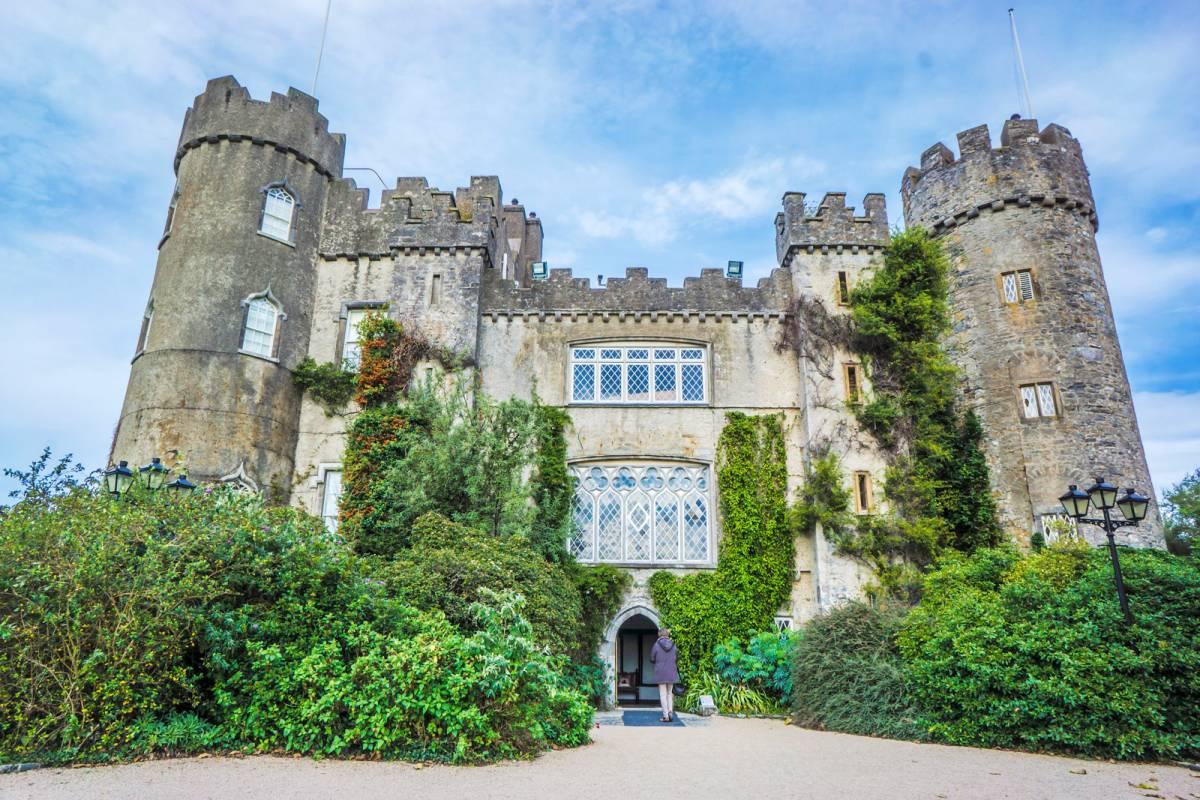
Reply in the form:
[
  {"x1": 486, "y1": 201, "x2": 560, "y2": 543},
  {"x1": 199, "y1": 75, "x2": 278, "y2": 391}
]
[{"x1": 1, "y1": 1, "x2": 1197, "y2": 499}]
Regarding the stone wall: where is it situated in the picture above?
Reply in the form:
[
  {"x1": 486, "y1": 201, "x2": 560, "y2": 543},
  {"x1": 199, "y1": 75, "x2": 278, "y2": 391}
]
[{"x1": 903, "y1": 119, "x2": 1161, "y2": 546}]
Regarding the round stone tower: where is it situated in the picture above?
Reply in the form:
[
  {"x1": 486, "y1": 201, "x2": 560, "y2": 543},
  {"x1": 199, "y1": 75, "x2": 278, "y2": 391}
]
[
  {"x1": 111, "y1": 76, "x2": 346, "y2": 498},
  {"x1": 901, "y1": 117, "x2": 1161, "y2": 546}
]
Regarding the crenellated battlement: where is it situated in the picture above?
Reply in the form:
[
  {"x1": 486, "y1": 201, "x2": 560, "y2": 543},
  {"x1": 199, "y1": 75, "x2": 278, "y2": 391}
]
[
  {"x1": 481, "y1": 264, "x2": 792, "y2": 314},
  {"x1": 175, "y1": 76, "x2": 346, "y2": 177},
  {"x1": 775, "y1": 192, "x2": 888, "y2": 266},
  {"x1": 902, "y1": 117, "x2": 1097, "y2": 233},
  {"x1": 319, "y1": 175, "x2": 503, "y2": 258}
]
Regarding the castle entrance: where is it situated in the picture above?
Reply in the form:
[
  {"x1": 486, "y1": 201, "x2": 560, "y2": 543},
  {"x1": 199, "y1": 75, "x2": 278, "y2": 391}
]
[{"x1": 613, "y1": 613, "x2": 661, "y2": 706}]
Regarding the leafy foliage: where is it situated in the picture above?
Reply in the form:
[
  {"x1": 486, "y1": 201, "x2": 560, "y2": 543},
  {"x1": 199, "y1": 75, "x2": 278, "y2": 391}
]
[
  {"x1": 0, "y1": 483, "x2": 592, "y2": 764},
  {"x1": 292, "y1": 357, "x2": 356, "y2": 416},
  {"x1": 683, "y1": 670, "x2": 783, "y2": 716},
  {"x1": 529, "y1": 405, "x2": 574, "y2": 562},
  {"x1": 830, "y1": 229, "x2": 1001, "y2": 597},
  {"x1": 899, "y1": 544, "x2": 1200, "y2": 759},
  {"x1": 2, "y1": 448, "x2": 91, "y2": 509},
  {"x1": 1163, "y1": 467, "x2": 1198, "y2": 556},
  {"x1": 649, "y1": 413, "x2": 793, "y2": 676},
  {"x1": 713, "y1": 629, "x2": 798, "y2": 701},
  {"x1": 353, "y1": 313, "x2": 432, "y2": 408},
  {"x1": 790, "y1": 602, "x2": 923, "y2": 740}
]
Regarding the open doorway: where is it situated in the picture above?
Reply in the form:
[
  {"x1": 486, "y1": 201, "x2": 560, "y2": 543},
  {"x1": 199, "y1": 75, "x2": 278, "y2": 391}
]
[{"x1": 614, "y1": 613, "x2": 661, "y2": 706}]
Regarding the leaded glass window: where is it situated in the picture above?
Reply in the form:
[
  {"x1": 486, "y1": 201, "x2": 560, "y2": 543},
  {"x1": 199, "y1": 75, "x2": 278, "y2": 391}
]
[
  {"x1": 242, "y1": 296, "x2": 279, "y2": 357},
  {"x1": 1001, "y1": 269, "x2": 1034, "y2": 304},
  {"x1": 1019, "y1": 382, "x2": 1058, "y2": 418},
  {"x1": 570, "y1": 344, "x2": 707, "y2": 404},
  {"x1": 569, "y1": 463, "x2": 711, "y2": 564},
  {"x1": 260, "y1": 186, "x2": 295, "y2": 241}
]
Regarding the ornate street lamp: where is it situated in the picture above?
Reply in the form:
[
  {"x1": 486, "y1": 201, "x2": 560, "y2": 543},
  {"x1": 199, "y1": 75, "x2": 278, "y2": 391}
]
[
  {"x1": 103, "y1": 461, "x2": 135, "y2": 496},
  {"x1": 165, "y1": 474, "x2": 197, "y2": 495},
  {"x1": 140, "y1": 457, "x2": 170, "y2": 491},
  {"x1": 1059, "y1": 476, "x2": 1148, "y2": 625}
]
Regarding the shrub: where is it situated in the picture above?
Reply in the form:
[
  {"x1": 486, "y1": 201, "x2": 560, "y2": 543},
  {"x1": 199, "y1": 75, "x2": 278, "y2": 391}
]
[
  {"x1": 713, "y1": 630, "x2": 798, "y2": 701},
  {"x1": 899, "y1": 544, "x2": 1200, "y2": 759},
  {"x1": 374, "y1": 512, "x2": 586, "y2": 657},
  {"x1": 292, "y1": 357, "x2": 356, "y2": 415},
  {"x1": 683, "y1": 670, "x2": 782, "y2": 716},
  {"x1": 790, "y1": 602, "x2": 923, "y2": 740}
]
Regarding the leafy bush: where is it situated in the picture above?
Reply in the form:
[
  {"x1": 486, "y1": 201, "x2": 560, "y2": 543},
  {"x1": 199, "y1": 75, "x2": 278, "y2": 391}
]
[
  {"x1": 1163, "y1": 467, "x2": 1198, "y2": 556},
  {"x1": 373, "y1": 512, "x2": 586, "y2": 657},
  {"x1": 0, "y1": 483, "x2": 592, "y2": 764},
  {"x1": 292, "y1": 357, "x2": 356, "y2": 415},
  {"x1": 683, "y1": 670, "x2": 782, "y2": 716},
  {"x1": 899, "y1": 544, "x2": 1200, "y2": 760},
  {"x1": 790, "y1": 602, "x2": 923, "y2": 740},
  {"x1": 713, "y1": 630, "x2": 798, "y2": 701}
]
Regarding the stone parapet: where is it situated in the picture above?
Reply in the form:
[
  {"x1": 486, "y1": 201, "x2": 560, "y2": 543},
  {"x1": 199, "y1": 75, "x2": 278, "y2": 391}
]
[
  {"x1": 775, "y1": 192, "x2": 888, "y2": 266},
  {"x1": 481, "y1": 265, "x2": 793, "y2": 313},
  {"x1": 175, "y1": 76, "x2": 346, "y2": 177},
  {"x1": 901, "y1": 118, "x2": 1097, "y2": 233}
]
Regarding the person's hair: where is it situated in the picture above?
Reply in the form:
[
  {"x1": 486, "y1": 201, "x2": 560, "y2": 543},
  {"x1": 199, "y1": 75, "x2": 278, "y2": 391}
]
[{"x1": 658, "y1": 628, "x2": 671, "y2": 637}]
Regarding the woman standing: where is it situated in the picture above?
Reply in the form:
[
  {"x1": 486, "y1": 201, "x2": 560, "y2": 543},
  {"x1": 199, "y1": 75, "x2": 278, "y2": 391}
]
[{"x1": 649, "y1": 627, "x2": 680, "y2": 722}]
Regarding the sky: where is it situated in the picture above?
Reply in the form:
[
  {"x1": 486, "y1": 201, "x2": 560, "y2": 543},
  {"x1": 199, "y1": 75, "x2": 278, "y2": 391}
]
[{"x1": 1, "y1": 0, "x2": 1197, "y2": 500}]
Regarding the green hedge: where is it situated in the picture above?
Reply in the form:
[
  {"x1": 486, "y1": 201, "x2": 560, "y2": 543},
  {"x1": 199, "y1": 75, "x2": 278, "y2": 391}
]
[{"x1": 900, "y1": 544, "x2": 1200, "y2": 760}]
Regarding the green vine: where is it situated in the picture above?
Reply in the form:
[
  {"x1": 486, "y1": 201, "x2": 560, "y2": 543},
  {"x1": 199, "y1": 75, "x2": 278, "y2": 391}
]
[
  {"x1": 529, "y1": 405, "x2": 573, "y2": 563},
  {"x1": 292, "y1": 358, "x2": 356, "y2": 416},
  {"x1": 648, "y1": 412, "x2": 793, "y2": 676},
  {"x1": 831, "y1": 228, "x2": 1001, "y2": 599}
]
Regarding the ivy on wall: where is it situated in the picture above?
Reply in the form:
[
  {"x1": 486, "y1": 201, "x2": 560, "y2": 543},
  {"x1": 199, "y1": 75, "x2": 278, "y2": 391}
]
[{"x1": 648, "y1": 412, "x2": 793, "y2": 676}]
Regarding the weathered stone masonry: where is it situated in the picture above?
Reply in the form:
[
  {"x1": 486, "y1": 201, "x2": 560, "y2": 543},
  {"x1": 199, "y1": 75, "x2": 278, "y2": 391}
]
[{"x1": 113, "y1": 78, "x2": 1162, "y2": 642}]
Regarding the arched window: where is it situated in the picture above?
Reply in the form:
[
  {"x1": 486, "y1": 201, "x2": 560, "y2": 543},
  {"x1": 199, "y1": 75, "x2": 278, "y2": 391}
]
[
  {"x1": 259, "y1": 186, "x2": 295, "y2": 241},
  {"x1": 240, "y1": 294, "x2": 281, "y2": 358}
]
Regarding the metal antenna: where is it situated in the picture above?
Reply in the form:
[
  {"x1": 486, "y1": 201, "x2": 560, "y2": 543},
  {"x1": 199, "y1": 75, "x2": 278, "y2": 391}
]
[
  {"x1": 344, "y1": 167, "x2": 389, "y2": 189},
  {"x1": 1008, "y1": 8, "x2": 1034, "y2": 118},
  {"x1": 311, "y1": 0, "x2": 333, "y2": 96}
]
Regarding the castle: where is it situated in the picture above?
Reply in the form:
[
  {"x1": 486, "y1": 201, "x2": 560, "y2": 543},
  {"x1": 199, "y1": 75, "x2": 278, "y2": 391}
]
[{"x1": 112, "y1": 77, "x2": 1160, "y2": 702}]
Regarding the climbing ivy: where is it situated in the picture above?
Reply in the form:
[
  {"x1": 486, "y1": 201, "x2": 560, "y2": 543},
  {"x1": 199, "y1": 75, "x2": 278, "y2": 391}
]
[
  {"x1": 529, "y1": 405, "x2": 574, "y2": 562},
  {"x1": 292, "y1": 357, "x2": 356, "y2": 416},
  {"x1": 648, "y1": 412, "x2": 793, "y2": 676},
  {"x1": 828, "y1": 228, "x2": 1001, "y2": 599}
]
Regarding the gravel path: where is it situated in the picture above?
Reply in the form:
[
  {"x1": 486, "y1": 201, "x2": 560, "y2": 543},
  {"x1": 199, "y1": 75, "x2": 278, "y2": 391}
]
[{"x1": 5, "y1": 717, "x2": 1197, "y2": 800}]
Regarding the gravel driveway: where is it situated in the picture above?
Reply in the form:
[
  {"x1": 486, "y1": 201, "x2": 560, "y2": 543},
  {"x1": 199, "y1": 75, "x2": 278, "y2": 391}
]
[{"x1": 6, "y1": 717, "x2": 1197, "y2": 800}]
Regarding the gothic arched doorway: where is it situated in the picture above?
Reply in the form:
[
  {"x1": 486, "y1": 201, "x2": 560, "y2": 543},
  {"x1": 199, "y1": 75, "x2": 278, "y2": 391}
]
[{"x1": 601, "y1": 604, "x2": 662, "y2": 708}]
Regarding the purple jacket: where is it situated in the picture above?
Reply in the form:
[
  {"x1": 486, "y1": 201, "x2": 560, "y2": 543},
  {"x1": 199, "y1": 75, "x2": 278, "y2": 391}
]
[{"x1": 650, "y1": 637, "x2": 680, "y2": 684}]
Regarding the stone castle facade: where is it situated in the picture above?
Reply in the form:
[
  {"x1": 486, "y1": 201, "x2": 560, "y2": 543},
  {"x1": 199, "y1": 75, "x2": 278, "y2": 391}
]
[{"x1": 113, "y1": 77, "x2": 1162, "y2": 650}]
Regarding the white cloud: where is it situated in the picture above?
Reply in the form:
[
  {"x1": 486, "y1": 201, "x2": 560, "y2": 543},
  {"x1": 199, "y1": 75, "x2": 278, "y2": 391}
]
[{"x1": 1134, "y1": 390, "x2": 1200, "y2": 495}]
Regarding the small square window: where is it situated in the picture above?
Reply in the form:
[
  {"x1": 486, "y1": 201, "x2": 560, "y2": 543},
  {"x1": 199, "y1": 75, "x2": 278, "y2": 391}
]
[
  {"x1": 1001, "y1": 269, "x2": 1035, "y2": 304},
  {"x1": 1019, "y1": 383, "x2": 1057, "y2": 418}
]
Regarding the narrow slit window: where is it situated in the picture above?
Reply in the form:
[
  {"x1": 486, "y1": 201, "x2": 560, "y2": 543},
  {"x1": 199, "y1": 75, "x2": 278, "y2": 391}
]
[
  {"x1": 430, "y1": 273, "x2": 443, "y2": 306},
  {"x1": 1001, "y1": 269, "x2": 1034, "y2": 304},
  {"x1": 836, "y1": 271, "x2": 851, "y2": 305},
  {"x1": 260, "y1": 186, "x2": 295, "y2": 241},
  {"x1": 853, "y1": 472, "x2": 873, "y2": 514},
  {"x1": 164, "y1": 184, "x2": 179, "y2": 236},
  {"x1": 844, "y1": 363, "x2": 862, "y2": 404}
]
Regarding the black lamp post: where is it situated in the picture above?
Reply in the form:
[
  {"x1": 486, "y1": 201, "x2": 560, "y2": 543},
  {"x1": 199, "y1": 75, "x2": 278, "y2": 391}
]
[
  {"x1": 1058, "y1": 477, "x2": 1150, "y2": 625},
  {"x1": 103, "y1": 461, "x2": 135, "y2": 496}
]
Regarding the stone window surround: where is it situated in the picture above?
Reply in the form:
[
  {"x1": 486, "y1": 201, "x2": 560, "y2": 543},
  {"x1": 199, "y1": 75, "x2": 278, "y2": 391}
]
[
  {"x1": 1017, "y1": 380, "x2": 1060, "y2": 421},
  {"x1": 998, "y1": 268, "x2": 1037, "y2": 305},
  {"x1": 852, "y1": 470, "x2": 874, "y2": 514},
  {"x1": 843, "y1": 362, "x2": 863, "y2": 405},
  {"x1": 566, "y1": 337, "x2": 711, "y2": 407},
  {"x1": 836, "y1": 270, "x2": 851, "y2": 306},
  {"x1": 334, "y1": 300, "x2": 388, "y2": 367},
  {"x1": 568, "y1": 455, "x2": 719, "y2": 569},
  {"x1": 313, "y1": 462, "x2": 343, "y2": 532}
]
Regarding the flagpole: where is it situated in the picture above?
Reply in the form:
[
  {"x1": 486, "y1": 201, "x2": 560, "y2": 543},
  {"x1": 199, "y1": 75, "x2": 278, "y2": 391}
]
[
  {"x1": 312, "y1": 0, "x2": 333, "y2": 97},
  {"x1": 1009, "y1": 8, "x2": 1034, "y2": 118}
]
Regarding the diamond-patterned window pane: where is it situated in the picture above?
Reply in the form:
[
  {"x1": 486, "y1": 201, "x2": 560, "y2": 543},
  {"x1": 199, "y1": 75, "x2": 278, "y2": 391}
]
[
  {"x1": 681, "y1": 349, "x2": 703, "y2": 360},
  {"x1": 573, "y1": 364, "x2": 594, "y2": 401},
  {"x1": 1002, "y1": 273, "x2": 1018, "y2": 303},
  {"x1": 597, "y1": 492, "x2": 622, "y2": 560},
  {"x1": 570, "y1": 464, "x2": 710, "y2": 564},
  {"x1": 654, "y1": 349, "x2": 675, "y2": 360},
  {"x1": 626, "y1": 493, "x2": 652, "y2": 561},
  {"x1": 654, "y1": 497, "x2": 680, "y2": 560},
  {"x1": 654, "y1": 364, "x2": 676, "y2": 401},
  {"x1": 1036, "y1": 383, "x2": 1056, "y2": 417},
  {"x1": 600, "y1": 364, "x2": 622, "y2": 399},
  {"x1": 570, "y1": 490, "x2": 594, "y2": 560},
  {"x1": 573, "y1": 348, "x2": 595, "y2": 360},
  {"x1": 627, "y1": 364, "x2": 649, "y2": 401},
  {"x1": 683, "y1": 494, "x2": 709, "y2": 560},
  {"x1": 628, "y1": 349, "x2": 648, "y2": 360},
  {"x1": 1020, "y1": 385, "x2": 1039, "y2": 418},
  {"x1": 601, "y1": 349, "x2": 621, "y2": 360},
  {"x1": 681, "y1": 364, "x2": 704, "y2": 401}
]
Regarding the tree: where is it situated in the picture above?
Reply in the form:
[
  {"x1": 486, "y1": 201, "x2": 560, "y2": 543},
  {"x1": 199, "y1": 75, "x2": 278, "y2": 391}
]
[{"x1": 1163, "y1": 468, "x2": 1199, "y2": 556}]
